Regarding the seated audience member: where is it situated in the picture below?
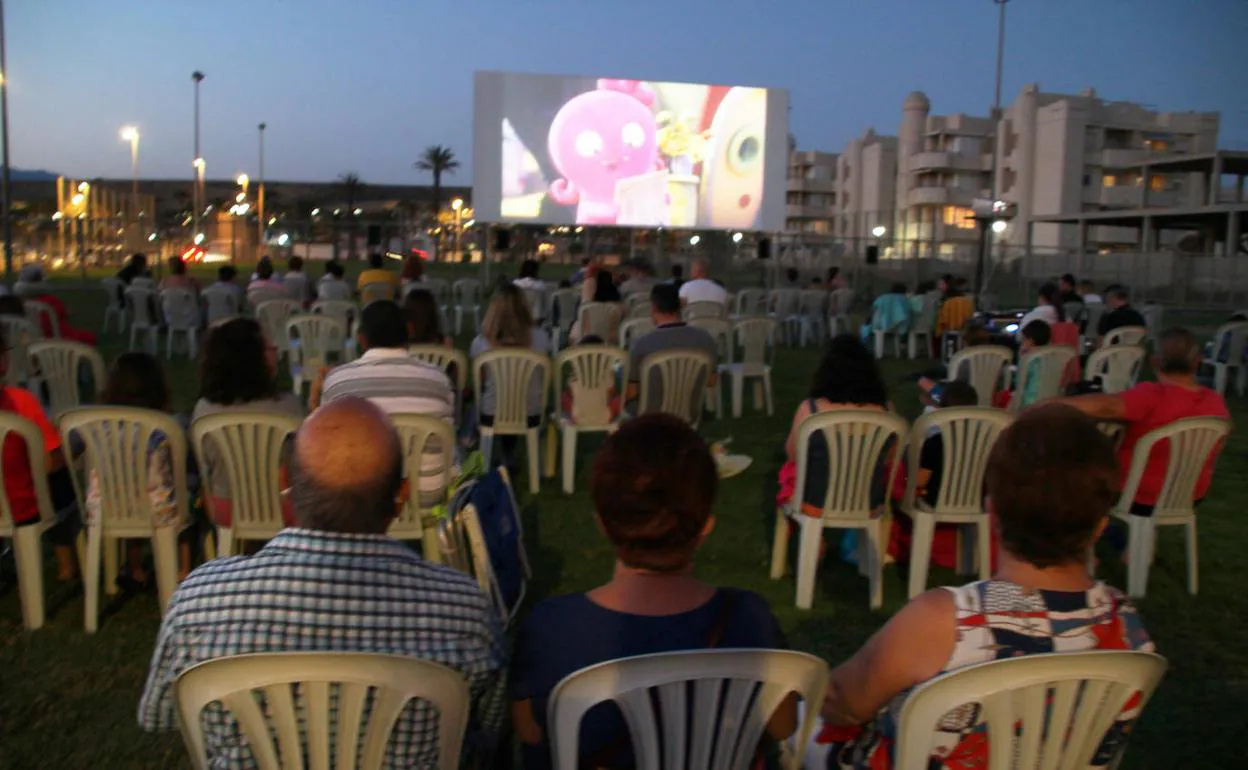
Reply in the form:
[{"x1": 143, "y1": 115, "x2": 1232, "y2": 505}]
[
  {"x1": 0, "y1": 324, "x2": 80, "y2": 580},
  {"x1": 826, "y1": 266, "x2": 848, "y2": 291},
  {"x1": 570, "y1": 256, "x2": 591, "y2": 286},
  {"x1": 785, "y1": 267, "x2": 802, "y2": 287},
  {"x1": 908, "y1": 280, "x2": 936, "y2": 317},
  {"x1": 511, "y1": 415, "x2": 793, "y2": 769},
  {"x1": 802, "y1": 405, "x2": 1153, "y2": 769},
  {"x1": 245, "y1": 257, "x2": 285, "y2": 304},
  {"x1": 777, "y1": 334, "x2": 890, "y2": 519},
  {"x1": 158, "y1": 256, "x2": 201, "y2": 295},
  {"x1": 86, "y1": 353, "x2": 190, "y2": 582},
  {"x1": 1078, "y1": 280, "x2": 1104, "y2": 305},
  {"x1": 618, "y1": 258, "x2": 657, "y2": 297},
  {"x1": 400, "y1": 253, "x2": 426, "y2": 289},
  {"x1": 212, "y1": 265, "x2": 244, "y2": 304},
  {"x1": 1059, "y1": 272, "x2": 1083, "y2": 305},
  {"x1": 357, "y1": 252, "x2": 400, "y2": 293},
  {"x1": 989, "y1": 320, "x2": 1051, "y2": 410},
  {"x1": 1097, "y1": 285, "x2": 1147, "y2": 342},
  {"x1": 934, "y1": 274, "x2": 973, "y2": 341},
  {"x1": 678, "y1": 257, "x2": 728, "y2": 306},
  {"x1": 282, "y1": 256, "x2": 312, "y2": 303},
  {"x1": 138, "y1": 398, "x2": 507, "y2": 767},
  {"x1": 404, "y1": 289, "x2": 452, "y2": 347},
  {"x1": 1016, "y1": 281, "x2": 1064, "y2": 339},
  {"x1": 16, "y1": 266, "x2": 98, "y2": 345},
  {"x1": 668, "y1": 262, "x2": 685, "y2": 289},
  {"x1": 192, "y1": 319, "x2": 305, "y2": 528},
  {"x1": 1055, "y1": 328, "x2": 1229, "y2": 517},
  {"x1": 317, "y1": 259, "x2": 349, "y2": 300},
  {"x1": 862, "y1": 282, "x2": 912, "y2": 343},
  {"x1": 117, "y1": 253, "x2": 149, "y2": 285},
  {"x1": 513, "y1": 258, "x2": 546, "y2": 292},
  {"x1": 570, "y1": 266, "x2": 624, "y2": 344},
  {"x1": 627, "y1": 283, "x2": 718, "y2": 414}
]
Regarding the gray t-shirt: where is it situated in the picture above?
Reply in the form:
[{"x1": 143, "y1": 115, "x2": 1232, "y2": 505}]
[
  {"x1": 629, "y1": 323, "x2": 718, "y2": 414},
  {"x1": 191, "y1": 394, "x2": 306, "y2": 498}
]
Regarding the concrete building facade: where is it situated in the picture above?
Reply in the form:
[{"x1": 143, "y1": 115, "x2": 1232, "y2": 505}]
[{"x1": 785, "y1": 150, "x2": 838, "y2": 235}]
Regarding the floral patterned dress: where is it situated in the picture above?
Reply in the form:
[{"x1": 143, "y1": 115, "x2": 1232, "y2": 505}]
[{"x1": 85, "y1": 431, "x2": 183, "y2": 530}]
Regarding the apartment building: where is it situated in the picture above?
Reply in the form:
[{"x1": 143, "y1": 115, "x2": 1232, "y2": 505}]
[
  {"x1": 838, "y1": 129, "x2": 898, "y2": 242},
  {"x1": 785, "y1": 150, "x2": 838, "y2": 235}
]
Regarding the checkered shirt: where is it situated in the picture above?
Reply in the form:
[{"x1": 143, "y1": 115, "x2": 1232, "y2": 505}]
[{"x1": 138, "y1": 528, "x2": 507, "y2": 769}]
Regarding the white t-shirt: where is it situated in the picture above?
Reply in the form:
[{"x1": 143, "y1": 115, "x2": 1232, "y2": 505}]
[
  {"x1": 1016, "y1": 304, "x2": 1058, "y2": 338},
  {"x1": 513, "y1": 277, "x2": 546, "y2": 291},
  {"x1": 678, "y1": 278, "x2": 727, "y2": 306},
  {"x1": 1082, "y1": 293, "x2": 1104, "y2": 304}
]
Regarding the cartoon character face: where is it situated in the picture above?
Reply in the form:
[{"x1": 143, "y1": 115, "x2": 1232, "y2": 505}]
[
  {"x1": 699, "y1": 87, "x2": 767, "y2": 229},
  {"x1": 548, "y1": 89, "x2": 659, "y2": 201}
]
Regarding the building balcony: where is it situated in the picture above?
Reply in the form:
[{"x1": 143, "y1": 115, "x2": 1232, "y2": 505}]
[
  {"x1": 1100, "y1": 148, "x2": 1147, "y2": 168},
  {"x1": 1090, "y1": 186, "x2": 1183, "y2": 209},
  {"x1": 910, "y1": 151, "x2": 985, "y2": 173},
  {"x1": 787, "y1": 204, "x2": 835, "y2": 219},
  {"x1": 906, "y1": 186, "x2": 975, "y2": 207},
  {"x1": 788, "y1": 177, "x2": 838, "y2": 194}
]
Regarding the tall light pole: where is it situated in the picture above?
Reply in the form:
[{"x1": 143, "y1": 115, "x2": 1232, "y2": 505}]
[
  {"x1": 451, "y1": 197, "x2": 463, "y2": 258},
  {"x1": 976, "y1": 0, "x2": 1010, "y2": 299},
  {"x1": 191, "y1": 71, "x2": 204, "y2": 240},
  {"x1": 120, "y1": 126, "x2": 140, "y2": 228},
  {"x1": 0, "y1": 0, "x2": 12, "y2": 282},
  {"x1": 257, "y1": 122, "x2": 266, "y2": 252}
]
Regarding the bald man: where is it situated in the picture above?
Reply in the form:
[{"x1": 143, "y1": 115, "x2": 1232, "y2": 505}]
[
  {"x1": 139, "y1": 398, "x2": 507, "y2": 766},
  {"x1": 677, "y1": 257, "x2": 728, "y2": 306},
  {"x1": 1053, "y1": 327, "x2": 1229, "y2": 516}
]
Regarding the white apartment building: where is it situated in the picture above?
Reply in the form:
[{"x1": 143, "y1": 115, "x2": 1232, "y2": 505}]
[
  {"x1": 838, "y1": 129, "x2": 898, "y2": 242},
  {"x1": 786, "y1": 151, "x2": 838, "y2": 235}
]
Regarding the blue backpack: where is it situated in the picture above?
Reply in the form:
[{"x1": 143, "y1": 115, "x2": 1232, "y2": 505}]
[{"x1": 445, "y1": 467, "x2": 527, "y2": 620}]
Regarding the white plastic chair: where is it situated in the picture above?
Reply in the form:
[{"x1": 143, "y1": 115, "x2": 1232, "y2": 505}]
[
  {"x1": 547, "y1": 649, "x2": 829, "y2": 770},
  {"x1": 521, "y1": 287, "x2": 548, "y2": 324},
  {"x1": 732, "y1": 287, "x2": 768, "y2": 319},
  {"x1": 767, "y1": 289, "x2": 801, "y2": 344},
  {"x1": 947, "y1": 346, "x2": 1013, "y2": 407},
  {"x1": 191, "y1": 411, "x2": 301, "y2": 558},
  {"x1": 0, "y1": 315, "x2": 36, "y2": 386},
  {"x1": 896, "y1": 651, "x2": 1168, "y2": 770},
  {"x1": 828, "y1": 287, "x2": 855, "y2": 336},
  {"x1": 24, "y1": 300, "x2": 58, "y2": 340},
  {"x1": 548, "y1": 288, "x2": 581, "y2": 348},
  {"x1": 27, "y1": 340, "x2": 106, "y2": 419},
  {"x1": 1086, "y1": 345, "x2": 1146, "y2": 394},
  {"x1": 1111, "y1": 417, "x2": 1230, "y2": 598},
  {"x1": 553, "y1": 346, "x2": 628, "y2": 494},
  {"x1": 684, "y1": 300, "x2": 726, "y2": 321},
  {"x1": 618, "y1": 317, "x2": 656, "y2": 350},
  {"x1": 577, "y1": 301, "x2": 622, "y2": 343},
  {"x1": 286, "y1": 314, "x2": 347, "y2": 397},
  {"x1": 1011, "y1": 345, "x2": 1077, "y2": 412},
  {"x1": 246, "y1": 286, "x2": 288, "y2": 310},
  {"x1": 636, "y1": 348, "x2": 715, "y2": 428},
  {"x1": 101, "y1": 277, "x2": 126, "y2": 333},
  {"x1": 796, "y1": 289, "x2": 827, "y2": 346},
  {"x1": 688, "y1": 317, "x2": 731, "y2": 418},
  {"x1": 311, "y1": 299, "x2": 360, "y2": 359},
  {"x1": 130, "y1": 276, "x2": 156, "y2": 291},
  {"x1": 59, "y1": 406, "x2": 189, "y2": 633},
  {"x1": 174, "y1": 652, "x2": 470, "y2": 770},
  {"x1": 452, "y1": 279, "x2": 483, "y2": 335},
  {"x1": 872, "y1": 312, "x2": 907, "y2": 360},
  {"x1": 770, "y1": 409, "x2": 907, "y2": 610},
  {"x1": 360, "y1": 281, "x2": 395, "y2": 305},
  {"x1": 200, "y1": 284, "x2": 241, "y2": 327},
  {"x1": 0, "y1": 413, "x2": 57, "y2": 629},
  {"x1": 255, "y1": 299, "x2": 303, "y2": 362},
  {"x1": 473, "y1": 348, "x2": 551, "y2": 493},
  {"x1": 1141, "y1": 304, "x2": 1164, "y2": 350},
  {"x1": 902, "y1": 407, "x2": 1013, "y2": 599},
  {"x1": 1201, "y1": 321, "x2": 1248, "y2": 397},
  {"x1": 719, "y1": 318, "x2": 776, "y2": 418},
  {"x1": 907, "y1": 292, "x2": 940, "y2": 359},
  {"x1": 317, "y1": 279, "x2": 352, "y2": 301},
  {"x1": 625, "y1": 292, "x2": 652, "y2": 319},
  {"x1": 1103, "y1": 325, "x2": 1149, "y2": 348},
  {"x1": 420, "y1": 278, "x2": 452, "y2": 308},
  {"x1": 388, "y1": 413, "x2": 455, "y2": 562},
  {"x1": 161, "y1": 288, "x2": 201, "y2": 359}
]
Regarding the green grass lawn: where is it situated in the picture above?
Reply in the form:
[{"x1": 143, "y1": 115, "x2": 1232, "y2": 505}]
[{"x1": 0, "y1": 263, "x2": 1244, "y2": 768}]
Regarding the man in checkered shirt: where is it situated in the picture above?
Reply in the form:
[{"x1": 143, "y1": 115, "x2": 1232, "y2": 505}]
[{"x1": 138, "y1": 397, "x2": 507, "y2": 768}]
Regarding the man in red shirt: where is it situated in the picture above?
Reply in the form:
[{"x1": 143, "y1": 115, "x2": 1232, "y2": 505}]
[{"x1": 1054, "y1": 327, "x2": 1229, "y2": 515}]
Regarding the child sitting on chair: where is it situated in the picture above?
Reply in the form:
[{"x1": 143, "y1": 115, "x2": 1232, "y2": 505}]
[{"x1": 990, "y1": 319, "x2": 1050, "y2": 409}]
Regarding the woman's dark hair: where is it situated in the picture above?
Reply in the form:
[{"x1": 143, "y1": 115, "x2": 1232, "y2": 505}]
[
  {"x1": 519, "y1": 259, "x2": 540, "y2": 279},
  {"x1": 891, "y1": 282, "x2": 907, "y2": 295},
  {"x1": 786, "y1": 268, "x2": 799, "y2": 283},
  {"x1": 326, "y1": 260, "x2": 345, "y2": 279},
  {"x1": 256, "y1": 258, "x2": 274, "y2": 281},
  {"x1": 217, "y1": 265, "x2": 238, "y2": 282},
  {"x1": 1038, "y1": 282, "x2": 1065, "y2": 321},
  {"x1": 1021, "y1": 320, "x2": 1051, "y2": 346},
  {"x1": 403, "y1": 289, "x2": 443, "y2": 345},
  {"x1": 368, "y1": 252, "x2": 384, "y2": 269},
  {"x1": 986, "y1": 404, "x2": 1118, "y2": 567},
  {"x1": 101, "y1": 352, "x2": 170, "y2": 411},
  {"x1": 808, "y1": 334, "x2": 889, "y2": 407},
  {"x1": 827, "y1": 266, "x2": 840, "y2": 281},
  {"x1": 198, "y1": 319, "x2": 278, "y2": 406},
  {"x1": 402, "y1": 255, "x2": 424, "y2": 282},
  {"x1": 592, "y1": 270, "x2": 621, "y2": 303},
  {"x1": 591, "y1": 413, "x2": 717, "y2": 572},
  {"x1": 168, "y1": 256, "x2": 188, "y2": 275},
  {"x1": 289, "y1": 256, "x2": 304, "y2": 272},
  {"x1": 0, "y1": 295, "x2": 24, "y2": 317},
  {"x1": 961, "y1": 318, "x2": 990, "y2": 347}
]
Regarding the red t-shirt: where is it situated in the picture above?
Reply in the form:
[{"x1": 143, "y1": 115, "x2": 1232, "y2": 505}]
[
  {"x1": 1, "y1": 387, "x2": 61, "y2": 525},
  {"x1": 1119, "y1": 382, "x2": 1229, "y2": 505}
]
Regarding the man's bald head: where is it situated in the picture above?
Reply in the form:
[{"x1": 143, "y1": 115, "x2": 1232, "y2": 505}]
[
  {"x1": 1156, "y1": 327, "x2": 1200, "y2": 376},
  {"x1": 690, "y1": 257, "x2": 709, "y2": 279},
  {"x1": 289, "y1": 397, "x2": 404, "y2": 534}
]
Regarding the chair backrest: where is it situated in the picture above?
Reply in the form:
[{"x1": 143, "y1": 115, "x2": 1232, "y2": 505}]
[
  {"x1": 122, "y1": 287, "x2": 157, "y2": 330},
  {"x1": 768, "y1": 289, "x2": 799, "y2": 317},
  {"x1": 59, "y1": 406, "x2": 189, "y2": 538},
  {"x1": 829, "y1": 287, "x2": 854, "y2": 318},
  {"x1": 798, "y1": 289, "x2": 827, "y2": 317},
  {"x1": 1141, "y1": 304, "x2": 1164, "y2": 343},
  {"x1": 287, "y1": 314, "x2": 347, "y2": 370},
  {"x1": 897, "y1": 651, "x2": 1168, "y2": 770},
  {"x1": 618, "y1": 317, "x2": 656, "y2": 349},
  {"x1": 687, "y1": 317, "x2": 732, "y2": 364},
  {"x1": 1085, "y1": 345, "x2": 1146, "y2": 394},
  {"x1": 1103, "y1": 325, "x2": 1148, "y2": 348},
  {"x1": 1062, "y1": 301, "x2": 1086, "y2": 325},
  {"x1": 101, "y1": 277, "x2": 125, "y2": 312},
  {"x1": 201, "y1": 285, "x2": 241, "y2": 325},
  {"x1": 577, "y1": 302, "x2": 621, "y2": 341},
  {"x1": 1209, "y1": 321, "x2": 1248, "y2": 363},
  {"x1": 684, "y1": 300, "x2": 726, "y2": 320},
  {"x1": 175, "y1": 652, "x2": 470, "y2": 770},
  {"x1": 637, "y1": 348, "x2": 715, "y2": 426},
  {"x1": 452, "y1": 279, "x2": 482, "y2": 307},
  {"x1": 734, "y1": 287, "x2": 768, "y2": 317},
  {"x1": 131, "y1": 276, "x2": 156, "y2": 291},
  {"x1": 161, "y1": 288, "x2": 200, "y2": 330},
  {"x1": 1083, "y1": 302, "x2": 1106, "y2": 334},
  {"x1": 731, "y1": 317, "x2": 777, "y2": 368},
  {"x1": 554, "y1": 346, "x2": 629, "y2": 427},
  {"x1": 247, "y1": 286, "x2": 288, "y2": 310},
  {"x1": 421, "y1": 278, "x2": 451, "y2": 306},
  {"x1": 794, "y1": 409, "x2": 908, "y2": 522},
  {"x1": 1013, "y1": 345, "x2": 1077, "y2": 411},
  {"x1": 407, "y1": 345, "x2": 468, "y2": 395},
  {"x1": 0, "y1": 315, "x2": 35, "y2": 385},
  {"x1": 1117, "y1": 417, "x2": 1231, "y2": 518},
  {"x1": 548, "y1": 649, "x2": 829, "y2": 770},
  {"x1": 626, "y1": 293, "x2": 652, "y2": 319},
  {"x1": 255, "y1": 299, "x2": 302, "y2": 349},
  {"x1": 387, "y1": 413, "x2": 455, "y2": 540},
  {"x1": 473, "y1": 349, "x2": 551, "y2": 432},
  {"x1": 27, "y1": 341, "x2": 106, "y2": 418},
  {"x1": 317, "y1": 279, "x2": 352, "y2": 301},
  {"x1": 912, "y1": 291, "x2": 941, "y2": 333},
  {"x1": 947, "y1": 346, "x2": 1013, "y2": 407},
  {"x1": 190, "y1": 411, "x2": 301, "y2": 541},
  {"x1": 311, "y1": 300, "x2": 360, "y2": 337},
  {"x1": 521, "y1": 287, "x2": 547, "y2": 321},
  {"x1": 550, "y1": 288, "x2": 582, "y2": 332},
  {"x1": 360, "y1": 281, "x2": 395, "y2": 305},
  {"x1": 25, "y1": 300, "x2": 59, "y2": 339},
  {"x1": 0, "y1": 412, "x2": 55, "y2": 535},
  {"x1": 904, "y1": 407, "x2": 1013, "y2": 516}
]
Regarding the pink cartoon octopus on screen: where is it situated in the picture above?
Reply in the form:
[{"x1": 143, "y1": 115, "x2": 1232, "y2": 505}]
[{"x1": 547, "y1": 79, "x2": 661, "y2": 225}]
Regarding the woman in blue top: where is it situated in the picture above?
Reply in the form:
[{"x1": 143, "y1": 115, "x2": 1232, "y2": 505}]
[{"x1": 510, "y1": 414, "x2": 793, "y2": 769}]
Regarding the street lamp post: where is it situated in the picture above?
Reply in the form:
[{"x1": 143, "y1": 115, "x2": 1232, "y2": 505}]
[
  {"x1": 191, "y1": 71, "x2": 204, "y2": 239},
  {"x1": 451, "y1": 198, "x2": 463, "y2": 258},
  {"x1": 257, "y1": 122, "x2": 266, "y2": 253},
  {"x1": 977, "y1": 0, "x2": 1010, "y2": 300},
  {"x1": 0, "y1": 0, "x2": 12, "y2": 282},
  {"x1": 120, "y1": 126, "x2": 140, "y2": 228}
]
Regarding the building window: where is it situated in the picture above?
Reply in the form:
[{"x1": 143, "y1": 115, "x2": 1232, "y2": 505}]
[
  {"x1": 943, "y1": 206, "x2": 976, "y2": 230},
  {"x1": 1103, "y1": 175, "x2": 1117, "y2": 188},
  {"x1": 1083, "y1": 174, "x2": 1091, "y2": 187},
  {"x1": 1150, "y1": 175, "x2": 1166, "y2": 192},
  {"x1": 1144, "y1": 138, "x2": 1170, "y2": 152}
]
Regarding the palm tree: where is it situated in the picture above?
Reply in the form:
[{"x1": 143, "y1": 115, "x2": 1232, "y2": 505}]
[
  {"x1": 413, "y1": 145, "x2": 460, "y2": 226},
  {"x1": 337, "y1": 172, "x2": 364, "y2": 260}
]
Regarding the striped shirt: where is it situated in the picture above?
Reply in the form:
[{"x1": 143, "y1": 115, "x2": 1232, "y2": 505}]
[{"x1": 138, "y1": 529, "x2": 507, "y2": 769}]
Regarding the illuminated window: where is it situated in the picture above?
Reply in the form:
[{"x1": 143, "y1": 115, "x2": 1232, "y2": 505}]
[
  {"x1": 1150, "y1": 175, "x2": 1166, "y2": 192},
  {"x1": 1144, "y1": 139, "x2": 1170, "y2": 152},
  {"x1": 1103, "y1": 175, "x2": 1117, "y2": 188},
  {"x1": 943, "y1": 206, "x2": 977, "y2": 230}
]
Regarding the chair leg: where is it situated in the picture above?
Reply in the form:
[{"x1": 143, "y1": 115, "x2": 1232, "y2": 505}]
[
  {"x1": 216, "y1": 528, "x2": 234, "y2": 559},
  {"x1": 976, "y1": 519, "x2": 992, "y2": 582},
  {"x1": 481, "y1": 430, "x2": 494, "y2": 471},
  {"x1": 103, "y1": 538, "x2": 120, "y2": 597},
  {"x1": 83, "y1": 524, "x2": 103, "y2": 633},
  {"x1": 13, "y1": 524, "x2": 46, "y2": 630},
  {"x1": 795, "y1": 518, "x2": 823, "y2": 610},
  {"x1": 731, "y1": 372, "x2": 744, "y2": 418},
  {"x1": 1126, "y1": 514, "x2": 1152, "y2": 598},
  {"x1": 769, "y1": 509, "x2": 789, "y2": 580},
  {"x1": 864, "y1": 520, "x2": 884, "y2": 610},
  {"x1": 561, "y1": 426, "x2": 577, "y2": 495},
  {"x1": 1185, "y1": 519, "x2": 1198, "y2": 595},
  {"x1": 908, "y1": 514, "x2": 935, "y2": 599},
  {"x1": 874, "y1": 331, "x2": 883, "y2": 358},
  {"x1": 525, "y1": 429, "x2": 541, "y2": 494},
  {"x1": 763, "y1": 373, "x2": 774, "y2": 417},
  {"x1": 150, "y1": 526, "x2": 179, "y2": 615}
]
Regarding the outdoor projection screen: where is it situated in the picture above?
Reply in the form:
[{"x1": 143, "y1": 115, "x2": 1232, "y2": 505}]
[{"x1": 473, "y1": 71, "x2": 789, "y2": 231}]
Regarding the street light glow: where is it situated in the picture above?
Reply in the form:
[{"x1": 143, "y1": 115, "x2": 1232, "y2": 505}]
[
  {"x1": 311, "y1": 208, "x2": 321, "y2": 216},
  {"x1": 120, "y1": 125, "x2": 139, "y2": 142},
  {"x1": 77, "y1": 182, "x2": 90, "y2": 193},
  {"x1": 353, "y1": 208, "x2": 363, "y2": 216},
  {"x1": 277, "y1": 233, "x2": 290, "y2": 246},
  {"x1": 147, "y1": 233, "x2": 157, "y2": 242},
  {"x1": 451, "y1": 198, "x2": 463, "y2": 212},
  {"x1": 268, "y1": 217, "x2": 277, "y2": 226},
  {"x1": 690, "y1": 235, "x2": 701, "y2": 246},
  {"x1": 51, "y1": 212, "x2": 63, "y2": 221},
  {"x1": 192, "y1": 157, "x2": 205, "y2": 169},
  {"x1": 732, "y1": 232, "x2": 743, "y2": 243},
  {"x1": 991, "y1": 219, "x2": 1008, "y2": 233},
  {"x1": 71, "y1": 193, "x2": 84, "y2": 206},
  {"x1": 871, "y1": 225, "x2": 887, "y2": 238},
  {"x1": 193, "y1": 233, "x2": 205, "y2": 245},
  {"x1": 236, "y1": 173, "x2": 249, "y2": 187},
  {"x1": 464, "y1": 219, "x2": 475, "y2": 228},
  {"x1": 235, "y1": 192, "x2": 246, "y2": 203},
  {"x1": 237, "y1": 203, "x2": 250, "y2": 215}
]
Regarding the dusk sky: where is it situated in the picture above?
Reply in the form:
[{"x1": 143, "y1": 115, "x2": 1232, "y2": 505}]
[{"x1": 9, "y1": 0, "x2": 1246, "y2": 185}]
